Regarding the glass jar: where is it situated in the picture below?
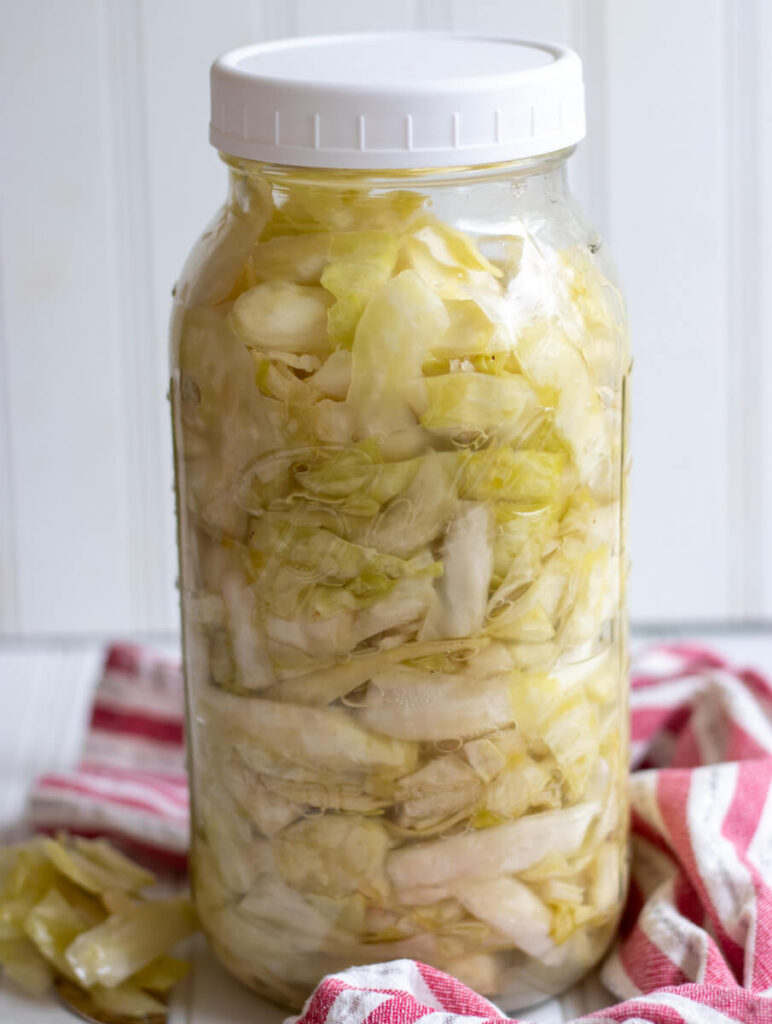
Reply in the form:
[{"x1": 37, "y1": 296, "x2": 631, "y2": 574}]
[{"x1": 171, "y1": 34, "x2": 630, "y2": 1012}]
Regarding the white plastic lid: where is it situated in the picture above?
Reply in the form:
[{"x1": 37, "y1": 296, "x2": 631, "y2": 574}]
[{"x1": 210, "y1": 32, "x2": 585, "y2": 170}]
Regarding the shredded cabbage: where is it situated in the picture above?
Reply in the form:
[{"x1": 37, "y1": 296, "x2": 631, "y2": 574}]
[
  {"x1": 348, "y1": 269, "x2": 449, "y2": 435},
  {"x1": 420, "y1": 372, "x2": 541, "y2": 435},
  {"x1": 65, "y1": 896, "x2": 196, "y2": 989},
  {"x1": 454, "y1": 876, "x2": 554, "y2": 957},
  {"x1": 274, "y1": 816, "x2": 390, "y2": 900},
  {"x1": 421, "y1": 501, "x2": 493, "y2": 640},
  {"x1": 250, "y1": 232, "x2": 332, "y2": 284},
  {"x1": 395, "y1": 756, "x2": 483, "y2": 830},
  {"x1": 358, "y1": 667, "x2": 517, "y2": 741},
  {"x1": 388, "y1": 802, "x2": 599, "y2": 894},
  {"x1": 171, "y1": 162, "x2": 630, "y2": 1010},
  {"x1": 0, "y1": 835, "x2": 195, "y2": 1016},
  {"x1": 228, "y1": 280, "x2": 333, "y2": 355},
  {"x1": 321, "y1": 231, "x2": 399, "y2": 348}
]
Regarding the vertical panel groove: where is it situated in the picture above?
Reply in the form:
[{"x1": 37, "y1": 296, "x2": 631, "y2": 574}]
[
  {"x1": 0, "y1": 220, "x2": 20, "y2": 635},
  {"x1": 293, "y1": 0, "x2": 416, "y2": 33},
  {"x1": 414, "y1": 0, "x2": 453, "y2": 29},
  {"x1": 255, "y1": 0, "x2": 299, "y2": 38},
  {"x1": 104, "y1": 0, "x2": 167, "y2": 630},
  {"x1": 444, "y1": 1, "x2": 569, "y2": 40},
  {"x1": 761, "y1": 1, "x2": 772, "y2": 617},
  {"x1": 723, "y1": 0, "x2": 763, "y2": 616}
]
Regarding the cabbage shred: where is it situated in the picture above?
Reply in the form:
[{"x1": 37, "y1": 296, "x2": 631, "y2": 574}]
[
  {"x1": 0, "y1": 835, "x2": 195, "y2": 1017},
  {"x1": 171, "y1": 162, "x2": 631, "y2": 1010}
]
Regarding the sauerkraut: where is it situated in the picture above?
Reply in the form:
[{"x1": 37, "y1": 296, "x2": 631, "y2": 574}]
[
  {"x1": 0, "y1": 835, "x2": 195, "y2": 1018},
  {"x1": 171, "y1": 159, "x2": 630, "y2": 1011}
]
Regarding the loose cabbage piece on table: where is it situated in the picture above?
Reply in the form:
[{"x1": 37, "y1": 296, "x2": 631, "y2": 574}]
[{"x1": 0, "y1": 834, "x2": 196, "y2": 1019}]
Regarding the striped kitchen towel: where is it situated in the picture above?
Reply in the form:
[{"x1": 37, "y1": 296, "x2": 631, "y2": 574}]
[
  {"x1": 27, "y1": 643, "x2": 188, "y2": 869},
  {"x1": 291, "y1": 643, "x2": 772, "y2": 1024},
  {"x1": 25, "y1": 641, "x2": 772, "y2": 1021}
]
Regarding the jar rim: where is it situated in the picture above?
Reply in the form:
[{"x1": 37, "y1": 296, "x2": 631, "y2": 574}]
[{"x1": 219, "y1": 146, "x2": 576, "y2": 188}]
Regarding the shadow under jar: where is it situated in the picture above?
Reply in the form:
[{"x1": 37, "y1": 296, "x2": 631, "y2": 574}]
[{"x1": 170, "y1": 32, "x2": 631, "y2": 1013}]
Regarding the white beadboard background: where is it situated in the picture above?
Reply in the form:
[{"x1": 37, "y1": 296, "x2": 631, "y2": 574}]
[{"x1": 1, "y1": 0, "x2": 771, "y2": 638}]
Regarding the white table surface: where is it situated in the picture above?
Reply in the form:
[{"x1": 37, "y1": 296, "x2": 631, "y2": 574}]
[{"x1": 2, "y1": 628, "x2": 771, "y2": 1023}]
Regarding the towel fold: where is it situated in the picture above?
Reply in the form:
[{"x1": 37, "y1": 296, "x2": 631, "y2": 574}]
[{"x1": 28, "y1": 643, "x2": 188, "y2": 869}]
